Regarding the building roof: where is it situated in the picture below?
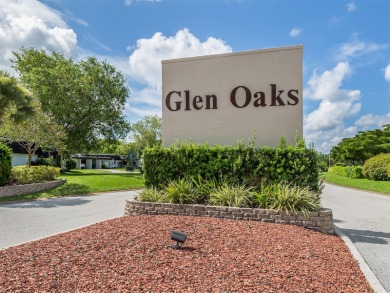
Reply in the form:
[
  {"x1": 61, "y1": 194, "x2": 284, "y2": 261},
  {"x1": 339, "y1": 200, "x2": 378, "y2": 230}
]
[
  {"x1": 72, "y1": 154, "x2": 123, "y2": 160},
  {"x1": 4, "y1": 141, "x2": 47, "y2": 156}
]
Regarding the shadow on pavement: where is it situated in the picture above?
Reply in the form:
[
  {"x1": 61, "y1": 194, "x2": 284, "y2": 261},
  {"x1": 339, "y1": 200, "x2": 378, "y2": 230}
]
[
  {"x1": 340, "y1": 227, "x2": 390, "y2": 245},
  {"x1": 3, "y1": 197, "x2": 91, "y2": 209}
]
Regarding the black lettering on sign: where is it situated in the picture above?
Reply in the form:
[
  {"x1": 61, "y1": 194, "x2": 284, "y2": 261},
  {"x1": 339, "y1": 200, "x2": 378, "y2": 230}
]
[
  {"x1": 205, "y1": 95, "x2": 218, "y2": 109},
  {"x1": 253, "y1": 91, "x2": 267, "y2": 107},
  {"x1": 270, "y1": 84, "x2": 285, "y2": 106},
  {"x1": 230, "y1": 86, "x2": 251, "y2": 108},
  {"x1": 287, "y1": 90, "x2": 299, "y2": 105},
  {"x1": 165, "y1": 91, "x2": 182, "y2": 111}
]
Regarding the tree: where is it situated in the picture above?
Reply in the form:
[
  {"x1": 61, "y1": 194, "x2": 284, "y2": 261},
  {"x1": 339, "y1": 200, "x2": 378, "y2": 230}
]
[
  {"x1": 330, "y1": 124, "x2": 390, "y2": 165},
  {"x1": 0, "y1": 100, "x2": 66, "y2": 166},
  {"x1": 130, "y1": 115, "x2": 162, "y2": 153},
  {"x1": 0, "y1": 70, "x2": 34, "y2": 125},
  {"x1": 12, "y1": 48, "x2": 130, "y2": 153}
]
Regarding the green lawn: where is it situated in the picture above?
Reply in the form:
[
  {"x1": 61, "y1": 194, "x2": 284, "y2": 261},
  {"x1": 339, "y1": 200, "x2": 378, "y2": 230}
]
[
  {"x1": 321, "y1": 172, "x2": 390, "y2": 195},
  {"x1": 0, "y1": 169, "x2": 145, "y2": 203}
]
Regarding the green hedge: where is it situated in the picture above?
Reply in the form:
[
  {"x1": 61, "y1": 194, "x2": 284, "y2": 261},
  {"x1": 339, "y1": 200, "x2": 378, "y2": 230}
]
[
  {"x1": 363, "y1": 153, "x2": 390, "y2": 181},
  {"x1": 10, "y1": 165, "x2": 60, "y2": 185},
  {"x1": 346, "y1": 166, "x2": 364, "y2": 179},
  {"x1": 0, "y1": 143, "x2": 12, "y2": 186},
  {"x1": 328, "y1": 166, "x2": 347, "y2": 177},
  {"x1": 143, "y1": 143, "x2": 320, "y2": 192}
]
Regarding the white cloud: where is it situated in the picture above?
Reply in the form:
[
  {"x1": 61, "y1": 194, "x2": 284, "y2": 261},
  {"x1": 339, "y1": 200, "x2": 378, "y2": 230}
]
[
  {"x1": 0, "y1": 0, "x2": 78, "y2": 70},
  {"x1": 304, "y1": 125, "x2": 357, "y2": 153},
  {"x1": 289, "y1": 28, "x2": 301, "y2": 38},
  {"x1": 385, "y1": 63, "x2": 390, "y2": 82},
  {"x1": 355, "y1": 113, "x2": 390, "y2": 127},
  {"x1": 305, "y1": 62, "x2": 356, "y2": 102},
  {"x1": 126, "y1": 28, "x2": 232, "y2": 116},
  {"x1": 304, "y1": 62, "x2": 362, "y2": 152},
  {"x1": 337, "y1": 36, "x2": 388, "y2": 60},
  {"x1": 346, "y1": 2, "x2": 356, "y2": 12}
]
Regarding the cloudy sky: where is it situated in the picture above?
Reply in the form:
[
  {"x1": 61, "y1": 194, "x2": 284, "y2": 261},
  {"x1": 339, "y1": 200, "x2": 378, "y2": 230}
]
[{"x1": 0, "y1": 0, "x2": 389, "y2": 153}]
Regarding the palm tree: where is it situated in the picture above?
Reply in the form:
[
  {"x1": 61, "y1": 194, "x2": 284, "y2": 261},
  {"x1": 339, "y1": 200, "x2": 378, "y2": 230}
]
[{"x1": 0, "y1": 70, "x2": 35, "y2": 125}]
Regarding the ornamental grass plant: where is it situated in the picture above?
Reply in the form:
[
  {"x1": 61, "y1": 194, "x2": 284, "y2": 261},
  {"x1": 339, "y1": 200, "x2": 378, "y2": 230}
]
[
  {"x1": 139, "y1": 176, "x2": 322, "y2": 213},
  {"x1": 209, "y1": 183, "x2": 255, "y2": 207},
  {"x1": 137, "y1": 187, "x2": 166, "y2": 202},
  {"x1": 164, "y1": 177, "x2": 201, "y2": 204},
  {"x1": 260, "y1": 182, "x2": 321, "y2": 214}
]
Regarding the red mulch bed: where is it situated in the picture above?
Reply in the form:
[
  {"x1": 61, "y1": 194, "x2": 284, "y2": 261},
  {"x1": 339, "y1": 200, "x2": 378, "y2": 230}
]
[{"x1": 0, "y1": 215, "x2": 372, "y2": 292}]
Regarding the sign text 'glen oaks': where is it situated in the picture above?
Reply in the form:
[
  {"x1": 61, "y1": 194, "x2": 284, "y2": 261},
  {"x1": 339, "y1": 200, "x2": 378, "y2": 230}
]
[
  {"x1": 165, "y1": 84, "x2": 299, "y2": 111},
  {"x1": 162, "y1": 45, "x2": 303, "y2": 148}
]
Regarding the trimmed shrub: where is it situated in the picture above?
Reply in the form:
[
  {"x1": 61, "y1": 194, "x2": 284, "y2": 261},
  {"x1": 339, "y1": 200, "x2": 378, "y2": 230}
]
[
  {"x1": 35, "y1": 157, "x2": 56, "y2": 166},
  {"x1": 64, "y1": 158, "x2": 77, "y2": 170},
  {"x1": 328, "y1": 166, "x2": 347, "y2": 177},
  {"x1": 0, "y1": 143, "x2": 12, "y2": 186},
  {"x1": 362, "y1": 154, "x2": 390, "y2": 181},
  {"x1": 143, "y1": 143, "x2": 320, "y2": 192},
  {"x1": 10, "y1": 165, "x2": 60, "y2": 185},
  {"x1": 346, "y1": 166, "x2": 364, "y2": 179}
]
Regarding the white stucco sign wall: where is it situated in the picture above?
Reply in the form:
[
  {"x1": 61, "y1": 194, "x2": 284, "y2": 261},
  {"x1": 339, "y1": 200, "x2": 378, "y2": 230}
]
[{"x1": 162, "y1": 45, "x2": 303, "y2": 147}]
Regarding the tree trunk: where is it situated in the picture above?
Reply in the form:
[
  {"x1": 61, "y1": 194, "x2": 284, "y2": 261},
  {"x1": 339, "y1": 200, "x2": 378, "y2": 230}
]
[
  {"x1": 27, "y1": 152, "x2": 32, "y2": 167},
  {"x1": 54, "y1": 151, "x2": 61, "y2": 168}
]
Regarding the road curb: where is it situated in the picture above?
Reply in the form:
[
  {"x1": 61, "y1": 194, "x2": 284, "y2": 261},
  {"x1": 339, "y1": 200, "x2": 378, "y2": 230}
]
[{"x1": 335, "y1": 226, "x2": 387, "y2": 293}]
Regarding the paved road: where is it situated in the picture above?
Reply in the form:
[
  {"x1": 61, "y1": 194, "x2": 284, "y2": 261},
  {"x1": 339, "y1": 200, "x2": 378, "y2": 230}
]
[
  {"x1": 0, "y1": 190, "x2": 139, "y2": 250},
  {"x1": 321, "y1": 183, "x2": 390, "y2": 292}
]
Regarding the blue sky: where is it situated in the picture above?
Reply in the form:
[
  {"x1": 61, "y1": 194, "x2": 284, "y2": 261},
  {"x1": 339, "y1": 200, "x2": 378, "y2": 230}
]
[{"x1": 0, "y1": 0, "x2": 389, "y2": 153}]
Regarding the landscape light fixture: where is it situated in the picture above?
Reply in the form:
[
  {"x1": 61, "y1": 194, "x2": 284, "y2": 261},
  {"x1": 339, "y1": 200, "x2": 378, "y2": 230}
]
[{"x1": 170, "y1": 230, "x2": 186, "y2": 249}]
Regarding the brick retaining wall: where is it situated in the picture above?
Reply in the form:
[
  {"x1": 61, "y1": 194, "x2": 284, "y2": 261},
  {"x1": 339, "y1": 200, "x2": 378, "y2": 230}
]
[
  {"x1": 0, "y1": 180, "x2": 66, "y2": 198},
  {"x1": 124, "y1": 200, "x2": 334, "y2": 234}
]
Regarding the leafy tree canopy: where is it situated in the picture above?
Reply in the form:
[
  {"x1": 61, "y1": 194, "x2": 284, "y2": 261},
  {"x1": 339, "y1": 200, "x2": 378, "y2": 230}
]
[
  {"x1": 330, "y1": 124, "x2": 390, "y2": 165},
  {"x1": 0, "y1": 99, "x2": 66, "y2": 166},
  {"x1": 130, "y1": 115, "x2": 162, "y2": 153},
  {"x1": 0, "y1": 70, "x2": 34, "y2": 125},
  {"x1": 12, "y1": 48, "x2": 130, "y2": 153}
]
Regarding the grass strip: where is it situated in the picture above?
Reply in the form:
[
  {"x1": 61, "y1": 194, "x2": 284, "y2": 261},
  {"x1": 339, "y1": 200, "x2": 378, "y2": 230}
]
[
  {"x1": 0, "y1": 169, "x2": 145, "y2": 203},
  {"x1": 321, "y1": 172, "x2": 390, "y2": 195}
]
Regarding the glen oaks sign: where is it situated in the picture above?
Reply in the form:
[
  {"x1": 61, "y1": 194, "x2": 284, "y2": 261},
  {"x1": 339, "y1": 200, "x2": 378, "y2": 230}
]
[{"x1": 162, "y1": 45, "x2": 303, "y2": 148}]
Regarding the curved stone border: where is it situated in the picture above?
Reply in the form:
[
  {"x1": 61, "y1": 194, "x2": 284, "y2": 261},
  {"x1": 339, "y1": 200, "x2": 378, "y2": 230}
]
[
  {"x1": 124, "y1": 200, "x2": 334, "y2": 234},
  {"x1": 0, "y1": 179, "x2": 66, "y2": 198}
]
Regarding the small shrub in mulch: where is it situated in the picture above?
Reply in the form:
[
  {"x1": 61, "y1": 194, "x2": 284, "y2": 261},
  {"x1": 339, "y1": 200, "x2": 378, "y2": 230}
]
[{"x1": 0, "y1": 215, "x2": 372, "y2": 292}]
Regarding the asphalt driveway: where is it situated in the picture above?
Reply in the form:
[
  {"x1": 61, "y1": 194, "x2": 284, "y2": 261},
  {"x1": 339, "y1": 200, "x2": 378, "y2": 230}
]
[
  {"x1": 0, "y1": 190, "x2": 139, "y2": 250},
  {"x1": 321, "y1": 183, "x2": 390, "y2": 292}
]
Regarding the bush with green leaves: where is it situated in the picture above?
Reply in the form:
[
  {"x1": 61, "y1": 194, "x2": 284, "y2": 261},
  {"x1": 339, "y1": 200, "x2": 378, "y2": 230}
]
[
  {"x1": 0, "y1": 142, "x2": 12, "y2": 186},
  {"x1": 328, "y1": 166, "x2": 347, "y2": 177},
  {"x1": 346, "y1": 166, "x2": 363, "y2": 179},
  {"x1": 35, "y1": 157, "x2": 56, "y2": 166},
  {"x1": 64, "y1": 158, "x2": 76, "y2": 170},
  {"x1": 10, "y1": 165, "x2": 60, "y2": 184},
  {"x1": 362, "y1": 154, "x2": 390, "y2": 181},
  {"x1": 143, "y1": 142, "x2": 320, "y2": 192}
]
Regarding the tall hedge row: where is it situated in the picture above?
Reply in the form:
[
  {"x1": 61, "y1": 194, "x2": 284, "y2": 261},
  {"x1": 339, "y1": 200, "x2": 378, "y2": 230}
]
[
  {"x1": 0, "y1": 142, "x2": 12, "y2": 186},
  {"x1": 143, "y1": 144, "x2": 320, "y2": 191}
]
